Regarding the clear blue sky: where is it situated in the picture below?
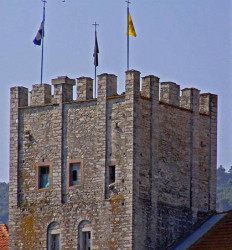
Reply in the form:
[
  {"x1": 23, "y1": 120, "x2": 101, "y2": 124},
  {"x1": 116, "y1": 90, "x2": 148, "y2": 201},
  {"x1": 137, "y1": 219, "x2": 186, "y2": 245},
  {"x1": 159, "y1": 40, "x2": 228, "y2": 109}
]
[{"x1": 0, "y1": 0, "x2": 231, "y2": 182}]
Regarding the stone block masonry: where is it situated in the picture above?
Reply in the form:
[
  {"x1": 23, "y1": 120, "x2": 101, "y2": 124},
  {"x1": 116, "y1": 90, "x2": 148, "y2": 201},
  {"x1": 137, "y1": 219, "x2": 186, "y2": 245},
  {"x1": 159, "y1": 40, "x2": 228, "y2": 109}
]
[{"x1": 9, "y1": 70, "x2": 217, "y2": 250}]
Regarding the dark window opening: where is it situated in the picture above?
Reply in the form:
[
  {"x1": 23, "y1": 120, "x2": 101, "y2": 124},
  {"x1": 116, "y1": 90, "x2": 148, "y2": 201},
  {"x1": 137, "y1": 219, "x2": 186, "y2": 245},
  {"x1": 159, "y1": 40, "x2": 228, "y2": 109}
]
[
  {"x1": 70, "y1": 163, "x2": 81, "y2": 186},
  {"x1": 47, "y1": 222, "x2": 60, "y2": 250},
  {"x1": 51, "y1": 234, "x2": 60, "y2": 250},
  {"x1": 109, "y1": 165, "x2": 115, "y2": 185},
  {"x1": 39, "y1": 166, "x2": 50, "y2": 189},
  {"x1": 72, "y1": 170, "x2": 77, "y2": 181},
  {"x1": 82, "y1": 231, "x2": 91, "y2": 250}
]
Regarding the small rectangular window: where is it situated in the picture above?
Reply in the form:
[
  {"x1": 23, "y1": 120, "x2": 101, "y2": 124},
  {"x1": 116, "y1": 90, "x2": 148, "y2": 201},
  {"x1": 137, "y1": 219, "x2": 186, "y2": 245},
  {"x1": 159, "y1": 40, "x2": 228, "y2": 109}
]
[
  {"x1": 109, "y1": 166, "x2": 115, "y2": 184},
  {"x1": 48, "y1": 234, "x2": 60, "y2": 250},
  {"x1": 83, "y1": 231, "x2": 91, "y2": 250},
  {"x1": 39, "y1": 166, "x2": 50, "y2": 189},
  {"x1": 70, "y1": 163, "x2": 81, "y2": 186},
  {"x1": 50, "y1": 234, "x2": 60, "y2": 250}
]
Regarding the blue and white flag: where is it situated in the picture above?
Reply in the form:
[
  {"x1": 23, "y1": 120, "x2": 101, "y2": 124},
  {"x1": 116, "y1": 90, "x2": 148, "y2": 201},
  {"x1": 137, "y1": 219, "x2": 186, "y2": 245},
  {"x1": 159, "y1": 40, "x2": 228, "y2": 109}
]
[{"x1": 33, "y1": 20, "x2": 44, "y2": 46}]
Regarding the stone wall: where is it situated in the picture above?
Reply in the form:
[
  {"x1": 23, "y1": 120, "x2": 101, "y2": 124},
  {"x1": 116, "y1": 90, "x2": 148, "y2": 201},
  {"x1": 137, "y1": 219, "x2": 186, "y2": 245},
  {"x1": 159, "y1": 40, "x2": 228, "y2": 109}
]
[{"x1": 9, "y1": 71, "x2": 217, "y2": 249}]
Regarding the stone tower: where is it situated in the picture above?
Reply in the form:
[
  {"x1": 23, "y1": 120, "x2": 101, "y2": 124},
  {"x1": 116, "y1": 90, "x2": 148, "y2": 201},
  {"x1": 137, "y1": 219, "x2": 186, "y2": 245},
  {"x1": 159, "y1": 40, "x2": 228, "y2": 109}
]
[{"x1": 9, "y1": 70, "x2": 217, "y2": 249}]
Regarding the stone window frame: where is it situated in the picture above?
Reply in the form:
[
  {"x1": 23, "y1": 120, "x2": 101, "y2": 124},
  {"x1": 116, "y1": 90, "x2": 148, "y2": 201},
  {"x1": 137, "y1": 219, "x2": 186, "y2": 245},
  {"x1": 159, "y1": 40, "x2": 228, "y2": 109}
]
[
  {"x1": 67, "y1": 159, "x2": 84, "y2": 189},
  {"x1": 81, "y1": 227, "x2": 92, "y2": 250},
  {"x1": 78, "y1": 220, "x2": 92, "y2": 250},
  {"x1": 47, "y1": 222, "x2": 61, "y2": 250},
  {"x1": 35, "y1": 161, "x2": 53, "y2": 193}
]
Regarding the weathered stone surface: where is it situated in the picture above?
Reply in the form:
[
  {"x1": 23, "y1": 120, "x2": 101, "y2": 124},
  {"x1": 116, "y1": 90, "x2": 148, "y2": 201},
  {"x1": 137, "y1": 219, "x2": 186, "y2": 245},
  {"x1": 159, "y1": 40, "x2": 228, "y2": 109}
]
[
  {"x1": 9, "y1": 71, "x2": 217, "y2": 249},
  {"x1": 77, "y1": 77, "x2": 93, "y2": 101},
  {"x1": 30, "y1": 84, "x2": 51, "y2": 106}
]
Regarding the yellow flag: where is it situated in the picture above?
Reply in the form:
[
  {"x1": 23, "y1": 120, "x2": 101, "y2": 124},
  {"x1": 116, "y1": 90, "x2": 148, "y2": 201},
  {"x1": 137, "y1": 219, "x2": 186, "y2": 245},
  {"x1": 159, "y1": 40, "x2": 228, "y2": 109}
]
[{"x1": 128, "y1": 12, "x2": 136, "y2": 37}]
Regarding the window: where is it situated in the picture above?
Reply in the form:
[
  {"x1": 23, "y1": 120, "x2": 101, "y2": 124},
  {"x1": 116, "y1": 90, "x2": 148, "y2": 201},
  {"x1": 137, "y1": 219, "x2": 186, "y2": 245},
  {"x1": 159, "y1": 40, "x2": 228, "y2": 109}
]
[
  {"x1": 67, "y1": 159, "x2": 83, "y2": 188},
  {"x1": 105, "y1": 165, "x2": 116, "y2": 198},
  {"x1": 82, "y1": 231, "x2": 91, "y2": 250},
  {"x1": 109, "y1": 166, "x2": 115, "y2": 185},
  {"x1": 39, "y1": 166, "x2": 50, "y2": 189},
  {"x1": 78, "y1": 220, "x2": 91, "y2": 250},
  {"x1": 36, "y1": 162, "x2": 52, "y2": 192},
  {"x1": 50, "y1": 234, "x2": 60, "y2": 250},
  {"x1": 47, "y1": 222, "x2": 60, "y2": 250},
  {"x1": 69, "y1": 163, "x2": 81, "y2": 186}
]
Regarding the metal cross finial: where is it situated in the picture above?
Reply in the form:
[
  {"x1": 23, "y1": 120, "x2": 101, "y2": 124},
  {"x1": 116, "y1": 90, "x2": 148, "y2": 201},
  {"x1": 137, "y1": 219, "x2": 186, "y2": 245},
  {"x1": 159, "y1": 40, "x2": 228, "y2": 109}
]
[
  {"x1": 41, "y1": 0, "x2": 47, "y2": 9},
  {"x1": 125, "y1": 0, "x2": 131, "y2": 7},
  {"x1": 92, "y1": 22, "x2": 99, "y2": 31}
]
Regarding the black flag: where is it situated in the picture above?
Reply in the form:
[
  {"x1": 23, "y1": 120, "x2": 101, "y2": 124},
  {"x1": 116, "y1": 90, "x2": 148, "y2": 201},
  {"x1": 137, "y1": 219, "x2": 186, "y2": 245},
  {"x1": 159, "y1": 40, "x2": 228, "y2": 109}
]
[{"x1": 93, "y1": 32, "x2": 99, "y2": 67}]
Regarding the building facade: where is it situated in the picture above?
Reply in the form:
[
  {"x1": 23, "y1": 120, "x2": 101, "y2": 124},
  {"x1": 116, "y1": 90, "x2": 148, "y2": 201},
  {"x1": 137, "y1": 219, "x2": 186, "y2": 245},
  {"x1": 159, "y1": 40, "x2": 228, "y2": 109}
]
[{"x1": 9, "y1": 70, "x2": 217, "y2": 249}]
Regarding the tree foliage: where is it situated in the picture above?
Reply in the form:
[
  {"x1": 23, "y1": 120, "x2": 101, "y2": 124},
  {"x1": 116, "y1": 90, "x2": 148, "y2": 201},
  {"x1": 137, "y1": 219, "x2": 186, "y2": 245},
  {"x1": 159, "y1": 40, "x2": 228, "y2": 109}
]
[
  {"x1": 217, "y1": 166, "x2": 232, "y2": 211},
  {"x1": 0, "y1": 182, "x2": 9, "y2": 224}
]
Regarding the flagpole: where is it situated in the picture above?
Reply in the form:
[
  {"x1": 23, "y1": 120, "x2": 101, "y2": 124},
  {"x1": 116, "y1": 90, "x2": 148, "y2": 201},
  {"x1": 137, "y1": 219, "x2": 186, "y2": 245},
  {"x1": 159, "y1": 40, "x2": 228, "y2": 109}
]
[
  {"x1": 127, "y1": 4, "x2": 129, "y2": 71},
  {"x1": 40, "y1": 0, "x2": 46, "y2": 85},
  {"x1": 126, "y1": 1, "x2": 131, "y2": 71},
  {"x1": 92, "y1": 22, "x2": 99, "y2": 98},
  {"x1": 94, "y1": 62, "x2": 97, "y2": 98},
  {"x1": 94, "y1": 29, "x2": 97, "y2": 98}
]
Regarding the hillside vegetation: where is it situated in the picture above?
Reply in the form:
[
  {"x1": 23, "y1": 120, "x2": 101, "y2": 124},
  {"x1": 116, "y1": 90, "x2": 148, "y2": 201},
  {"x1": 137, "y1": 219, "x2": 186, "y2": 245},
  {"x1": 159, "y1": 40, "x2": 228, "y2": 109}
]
[
  {"x1": 217, "y1": 165, "x2": 232, "y2": 211},
  {"x1": 0, "y1": 182, "x2": 9, "y2": 224}
]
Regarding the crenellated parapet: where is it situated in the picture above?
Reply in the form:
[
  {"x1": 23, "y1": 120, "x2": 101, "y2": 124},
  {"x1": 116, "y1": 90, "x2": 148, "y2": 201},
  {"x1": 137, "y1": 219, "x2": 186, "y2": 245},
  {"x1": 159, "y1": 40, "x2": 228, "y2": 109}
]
[
  {"x1": 160, "y1": 81, "x2": 180, "y2": 106},
  {"x1": 76, "y1": 77, "x2": 93, "y2": 101},
  {"x1": 51, "y1": 76, "x2": 75, "y2": 103},
  {"x1": 30, "y1": 84, "x2": 51, "y2": 106},
  {"x1": 12, "y1": 71, "x2": 217, "y2": 116}
]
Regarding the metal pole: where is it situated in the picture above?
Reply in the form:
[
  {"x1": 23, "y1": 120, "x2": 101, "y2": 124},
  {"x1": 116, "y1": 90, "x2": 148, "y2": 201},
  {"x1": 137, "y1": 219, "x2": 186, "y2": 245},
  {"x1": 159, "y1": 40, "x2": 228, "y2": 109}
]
[
  {"x1": 126, "y1": 0, "x2": 131, "y2": 71},
  {"x1": 127, "y1": 5, "x2": 129, "y2": 71},
  {"x1": 94, "y1": 29, "x2": 97, "y2": 98},
  {"x1": 40, "y1": 1, "x2": 46, "y2": 84}
]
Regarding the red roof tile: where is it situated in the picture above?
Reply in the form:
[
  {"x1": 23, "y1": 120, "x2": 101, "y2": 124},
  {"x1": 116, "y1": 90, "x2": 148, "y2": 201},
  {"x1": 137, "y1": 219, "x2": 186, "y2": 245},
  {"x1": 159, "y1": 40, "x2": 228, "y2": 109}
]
[
  {"x1": 0, "y1": 224, "x2": 9, "y2": 250},
  {"x1": 190, "y1": 211, "x2": 232, "y2": 249}
]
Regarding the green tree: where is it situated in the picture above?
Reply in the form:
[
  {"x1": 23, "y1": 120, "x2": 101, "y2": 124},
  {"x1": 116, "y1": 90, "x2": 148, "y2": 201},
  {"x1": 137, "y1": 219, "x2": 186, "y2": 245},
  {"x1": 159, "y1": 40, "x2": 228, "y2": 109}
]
[
  {"x1": 217, "y1": 166, "x2": 232, "y2": 211},
  {"x1": 0, "y1": 182, "x2": 9, "y2": 224}
]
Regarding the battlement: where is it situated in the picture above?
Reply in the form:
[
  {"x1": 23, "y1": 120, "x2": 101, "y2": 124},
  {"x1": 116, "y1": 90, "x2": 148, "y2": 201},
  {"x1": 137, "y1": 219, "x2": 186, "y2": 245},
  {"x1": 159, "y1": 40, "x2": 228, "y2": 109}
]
[{"x1": 11, "y1": 70, "x2": 217, "y2": 115}]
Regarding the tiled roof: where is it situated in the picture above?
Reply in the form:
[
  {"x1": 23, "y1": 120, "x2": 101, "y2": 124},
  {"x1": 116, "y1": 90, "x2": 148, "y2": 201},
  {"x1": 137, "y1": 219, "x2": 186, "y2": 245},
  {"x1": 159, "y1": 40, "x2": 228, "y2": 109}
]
[
  {"x1": 173, "y1": 213, "x2": 227, "y2": 250},
  {"x1": 0, "y1": 224, "x2": 9, "y2": 250},
  {"x1": 189, "y1": 211, "x2": 232, "y2": 249}
]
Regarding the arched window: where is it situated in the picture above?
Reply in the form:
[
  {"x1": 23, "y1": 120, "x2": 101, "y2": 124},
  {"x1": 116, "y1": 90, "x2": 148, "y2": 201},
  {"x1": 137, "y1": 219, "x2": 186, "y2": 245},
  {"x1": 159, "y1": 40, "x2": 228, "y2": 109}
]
[
  {"x1": 78, "y1": 220, "x2": 91, "y2": 250},
  {"x1": 47, "y1": 222, "x2": 60, "y2": 250}
]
